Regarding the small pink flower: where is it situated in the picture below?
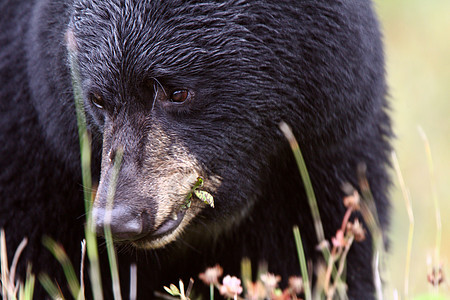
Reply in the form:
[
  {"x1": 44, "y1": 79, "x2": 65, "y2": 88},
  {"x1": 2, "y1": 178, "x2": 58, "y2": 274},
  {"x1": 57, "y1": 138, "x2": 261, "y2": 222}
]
[
  {"x1": 260, "y1": 273, "x2": 281, "y2": 291},
  {"x1": 331, "y1": 229, "x2": 346, "y2": 248},
  {"x1": 199, "y1": 264, "x2": 223, "y2": 285},
  {"x1": 288, "y1": 276, "x2": 303, "y2": 295},
  {"x1": 220, "y1": 275, "x2": 243, "y2": 298},
  {"x1": 346, "y1": 219, "x2": 366, "y2": 242},
  {"x1": 343, "y1": 190, "x2": 361, "y2": 210},
  {"x1": 246, "y1": 280, "x2": 266, "y2": 300}
]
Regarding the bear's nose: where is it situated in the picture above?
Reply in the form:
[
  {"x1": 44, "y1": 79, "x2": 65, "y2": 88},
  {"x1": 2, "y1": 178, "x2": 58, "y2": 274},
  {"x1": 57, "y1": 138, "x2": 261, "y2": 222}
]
[{"x1": 91, "y1": 205, "x2": 151, "y2": 241}]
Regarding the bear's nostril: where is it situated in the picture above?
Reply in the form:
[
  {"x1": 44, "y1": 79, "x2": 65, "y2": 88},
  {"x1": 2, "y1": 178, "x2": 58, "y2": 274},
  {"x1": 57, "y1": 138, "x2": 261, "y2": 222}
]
[{"x1": 91, "y1": 206, "x2": 150, "y2": 241}]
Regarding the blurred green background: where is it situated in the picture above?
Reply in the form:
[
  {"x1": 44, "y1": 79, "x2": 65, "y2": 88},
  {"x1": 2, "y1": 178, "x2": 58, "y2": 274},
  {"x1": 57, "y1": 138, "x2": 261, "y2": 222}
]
[{"x1": 375, "y1": 0, "x2": 450, "y2": 298}]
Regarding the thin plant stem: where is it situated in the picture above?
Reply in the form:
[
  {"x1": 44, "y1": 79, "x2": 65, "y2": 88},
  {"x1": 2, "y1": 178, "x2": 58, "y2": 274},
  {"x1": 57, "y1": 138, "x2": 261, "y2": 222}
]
[
  {"x1": 323, "y1": 251, "x2": 336, "y2": 295},
  {"x1": 391, "y1": 151, "x2": 414, "y2": 298},
  {"x1": 418, "y1": 126, "x2": 441, "y2": 289},
  {"x1": 327, "y1": 236, "x2": 354, "y2": 300},
  {"x1": 340, "y1": 209, "x2": 353, "y2": 233},
  {"x1": 1, "y1": 229, "x2": 11, "y2": 298},
  {"x1": 325, "y1": 206, "x2": 354, "y2": 293},
  {"x1": 10, "y1": 238, "x2": 28, "y2": 293},
  {"x1": 357, "y1": 165, "x2": 385, "y2": 300},
  {"x1": 185, "y1": 278, "x2": 194, "y2": 299},
  {"x1": 130, "y1": 264, "x2": 137, "y2": 300},
  {"x1": 210, "y1": 283, "x2": 214, "y2": 300},
  {"x1": 79, "y1": 239, "x2": 87, "y2": 300}
]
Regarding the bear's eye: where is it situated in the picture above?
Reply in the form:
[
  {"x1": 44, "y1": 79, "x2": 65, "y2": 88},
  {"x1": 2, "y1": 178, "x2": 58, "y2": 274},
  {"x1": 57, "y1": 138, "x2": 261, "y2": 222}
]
[
  {"x1": 169, "y1": 90, "x2": 189, "y2": 103},
  {"x1": 90, "y1": 93, "x2": 104, "y2": 109}
]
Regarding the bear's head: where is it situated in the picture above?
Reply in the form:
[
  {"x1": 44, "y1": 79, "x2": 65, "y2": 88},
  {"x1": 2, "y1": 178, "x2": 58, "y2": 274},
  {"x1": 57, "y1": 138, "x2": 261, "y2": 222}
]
[
  {"x1": 67, "y1": 1, "x2": 283, "y2": 249},
  {"x1": 66, "y1": 0, "x2": 386, "y2": 249}
]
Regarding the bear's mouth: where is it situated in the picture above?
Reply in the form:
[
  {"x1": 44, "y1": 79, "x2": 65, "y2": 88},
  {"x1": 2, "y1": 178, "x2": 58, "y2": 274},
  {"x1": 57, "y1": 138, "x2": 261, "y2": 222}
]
[
  {"x1": 132, "y1": 207, "x2": 188, "y2": 248},
  {"x1": 152, "y1": 209, "x2": 186, "y2": 238}
]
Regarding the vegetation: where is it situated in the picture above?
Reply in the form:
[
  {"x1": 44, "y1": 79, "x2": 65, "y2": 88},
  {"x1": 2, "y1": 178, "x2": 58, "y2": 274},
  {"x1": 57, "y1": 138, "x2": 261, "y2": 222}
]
[{"x1": 1, "y1": 1, "x2": 449, "y2": 299}]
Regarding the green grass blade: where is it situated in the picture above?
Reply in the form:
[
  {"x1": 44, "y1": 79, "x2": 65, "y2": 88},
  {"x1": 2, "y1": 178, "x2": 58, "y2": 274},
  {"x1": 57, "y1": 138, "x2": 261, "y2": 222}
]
[
  {"x1": 279, "y1": 122, "x2": 325, "y2": 243},
  {"x1": 67, "y1": 30, "x2": 103, "y2": 300},
  {"x1": 38, "y1": 273, "x2": 64, "y2": 300},
  {"x1": 280, "y1": 122, "x2": 339, "y2": 281},
  {"x1": 23, "y1": 264, "x2": 35, "y2": 300},
  {"x1": 42, "y1": 236, "x2": 80, "y2": 299},
  {"x1": 85, "y1": 223, "x2": 103, "y2": 300},
  {"x1": 293, "y1": 226, "x2": 312, "y2": 300},
  {"x1": 240, "y1": 257, "x2": 251, "y2": 297},
  {"x1": 104, "y1": 150, "x2": 124, "y2": 300},
  {"x1": 67, "y1": 30, "x2": 92, "y2": 216}
]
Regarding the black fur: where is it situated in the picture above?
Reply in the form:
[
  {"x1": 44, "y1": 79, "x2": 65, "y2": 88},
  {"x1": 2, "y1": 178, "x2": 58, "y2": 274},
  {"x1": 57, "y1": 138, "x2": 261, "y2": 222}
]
[{"x1": 0, "y1": 0, "x2": 391, "y2": 299}]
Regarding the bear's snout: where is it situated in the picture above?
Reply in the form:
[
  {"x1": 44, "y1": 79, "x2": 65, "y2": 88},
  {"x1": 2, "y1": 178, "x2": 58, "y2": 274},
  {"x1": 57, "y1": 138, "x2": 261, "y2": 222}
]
[{"x1": 91, "y1": 205, "x2": 152, "y2": 241}]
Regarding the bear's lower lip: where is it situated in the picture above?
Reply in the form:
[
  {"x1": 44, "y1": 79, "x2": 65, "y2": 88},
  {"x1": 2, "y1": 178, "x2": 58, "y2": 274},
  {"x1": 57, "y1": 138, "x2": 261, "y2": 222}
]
[
  {"x1": 152, "y1": 209, "x2": 186, "y2": 238},
  {"x1": 131, "y1": 207, "x2": 190, "y2": 249},
  {"x1": 131, "y1": 209, "x2": 186, "y2": 247}
]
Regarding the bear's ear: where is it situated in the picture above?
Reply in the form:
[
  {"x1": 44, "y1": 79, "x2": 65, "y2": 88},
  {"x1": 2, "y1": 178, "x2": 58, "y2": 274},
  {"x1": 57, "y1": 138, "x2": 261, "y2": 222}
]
[{"x1": 65, "y1": 28, "x2": 78, "y2": 53}]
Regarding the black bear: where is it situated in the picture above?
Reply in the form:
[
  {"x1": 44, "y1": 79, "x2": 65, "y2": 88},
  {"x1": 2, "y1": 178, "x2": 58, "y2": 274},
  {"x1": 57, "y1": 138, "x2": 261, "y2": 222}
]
[{"x1": 0, "y1": 0, "x2": 391, "y2": 299}]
